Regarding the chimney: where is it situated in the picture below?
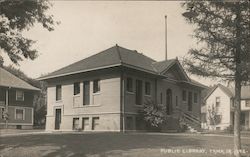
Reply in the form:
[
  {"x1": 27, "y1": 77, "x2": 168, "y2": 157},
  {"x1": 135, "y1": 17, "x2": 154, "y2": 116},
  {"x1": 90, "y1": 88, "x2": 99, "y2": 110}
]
[{"x1": 165, "y1": 15, "x2": 168, "y2": 60}]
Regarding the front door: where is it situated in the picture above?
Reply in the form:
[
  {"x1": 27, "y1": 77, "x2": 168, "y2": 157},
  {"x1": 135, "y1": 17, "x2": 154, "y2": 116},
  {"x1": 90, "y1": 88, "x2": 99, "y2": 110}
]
[{"x1": 55, "y1": 109, "x2": 61, "y2": 130}]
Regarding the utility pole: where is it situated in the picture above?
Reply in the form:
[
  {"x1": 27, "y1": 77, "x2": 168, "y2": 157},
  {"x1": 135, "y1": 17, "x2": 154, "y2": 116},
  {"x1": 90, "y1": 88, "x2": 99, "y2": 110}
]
[{"x1": 165, "y1": 15, "x2": 168, "y2": 60}]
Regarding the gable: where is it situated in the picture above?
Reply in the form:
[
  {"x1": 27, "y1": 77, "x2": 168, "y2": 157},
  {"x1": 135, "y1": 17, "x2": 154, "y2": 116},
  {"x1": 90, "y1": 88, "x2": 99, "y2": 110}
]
[
  {"x1": 206, "y1": 87, "x2": 231, "y2": 107},
  {"x1": 161, "y1": 62, "x2": 190, "y2": 81}
]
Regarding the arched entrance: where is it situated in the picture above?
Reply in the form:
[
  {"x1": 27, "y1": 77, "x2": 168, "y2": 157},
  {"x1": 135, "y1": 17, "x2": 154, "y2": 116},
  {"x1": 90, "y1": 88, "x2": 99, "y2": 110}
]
[{"x1": 166, "y1": 89, "x2": 172, "y2": 115}]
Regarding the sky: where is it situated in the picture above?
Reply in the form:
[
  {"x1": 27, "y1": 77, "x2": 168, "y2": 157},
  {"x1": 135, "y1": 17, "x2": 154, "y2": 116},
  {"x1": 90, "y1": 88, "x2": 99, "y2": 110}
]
[{"x1": 3, "y1": 1, "x2": 216, "y2": 86}]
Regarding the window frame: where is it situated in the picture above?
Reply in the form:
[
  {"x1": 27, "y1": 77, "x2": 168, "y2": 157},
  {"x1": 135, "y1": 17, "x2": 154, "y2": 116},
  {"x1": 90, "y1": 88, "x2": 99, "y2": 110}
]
[
  {"x1": 176, "y1": 96, "x2": 178, "y2": 106},
  {"x1": 82, "y1": 117, "x2": 89, "y2": 130},
  {"x1": 145, "y1": 81, "x2": 151, "y2": 96},
  {"x1": 160, "y1": 92, "x2": 163, "y2": 104},
  {"x1": 194, "y1": 92, "x2": 198, "y2": 103},
  {"x1": 72, "y1": 117, "x2": 80, "y2": 130},
  {"x1": 182, "y1": 90, "x2": 187, "y2": 102},
  {"x1": 216, "y1": 97, "x2": 220, "y2": 107},
  {"x1": 92, "y1": 117, "x2": 100, "y2": 130},
  {"x1": 56, "y1": 85, "x2": 62, "y2": 101},
  {"x1": 73, "y1": 82, "x2": 80, "y2": 96},
  {"x1": 16, "y1": 90, "x2": 24, "y2": 101},
  {"x1": 0, "y1": 107, "x2": 5, "y2": 119},
  {"x1": 83, "y1": 81, "x2": 90, "y2": 105},
  {"x1": 246, "y1": 100, "x2": 250, "y2": 107},
  {"x1": 15, "y1": 108, "x2": 25, "y2": 120},
  {"x1": 135, "y1": 79, "x2": 143, "y2": 105},
  {"x1": 126, "y1": 77, "x2": 133, "y2": 92},
  {"x1": 93, "y1": 79, "x2": 100, "y2": 93}
]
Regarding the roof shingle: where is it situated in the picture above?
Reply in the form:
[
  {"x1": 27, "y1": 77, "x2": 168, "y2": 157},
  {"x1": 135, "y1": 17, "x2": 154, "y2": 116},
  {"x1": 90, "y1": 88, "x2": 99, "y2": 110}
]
[
  {"x1": 38, "y1": 45, "x2": 175, "y2": 80},
  {"x1": 0, "y1": 67, "x2": 40, "y2": 91}
]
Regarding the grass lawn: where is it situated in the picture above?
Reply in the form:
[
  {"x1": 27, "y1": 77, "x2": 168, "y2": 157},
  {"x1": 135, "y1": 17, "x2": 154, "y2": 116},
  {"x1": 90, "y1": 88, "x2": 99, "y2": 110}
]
[{"x1": 0, "y1": 132, "x2": 250, "y2": 157}]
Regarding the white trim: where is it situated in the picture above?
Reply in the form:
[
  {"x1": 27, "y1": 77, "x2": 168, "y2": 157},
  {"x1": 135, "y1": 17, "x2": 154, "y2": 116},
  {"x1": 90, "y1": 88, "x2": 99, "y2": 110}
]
[
  {"x1": 15, "y1": 107, "x2": 25, "y2": 120},
  {"x1": 16, "y1": 90, "x2": 24, "y2": 101}
]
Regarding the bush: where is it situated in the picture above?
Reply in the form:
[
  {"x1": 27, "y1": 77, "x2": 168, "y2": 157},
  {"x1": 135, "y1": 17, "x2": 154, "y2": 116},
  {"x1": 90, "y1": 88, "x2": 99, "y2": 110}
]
[{"x1": 142, "y1": 100, "x2": 166, "y2": 128}]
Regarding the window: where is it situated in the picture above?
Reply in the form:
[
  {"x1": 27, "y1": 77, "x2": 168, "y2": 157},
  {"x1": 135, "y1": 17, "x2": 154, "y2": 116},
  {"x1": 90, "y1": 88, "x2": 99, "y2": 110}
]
[
  {"x1": 145, "y1": 82, "x2": 151, "y2": 95},
  {"x1": 194, "y1": 93, "x2": 198, "y2": 103},
  {"x1": 182, "y1": 90, "x2": 187, "y2": 101},
  {"x1": 216, "y1": 97, "x2": 220, "y2": 107},
  {"x1": 246, "y1": 100, "x2": 250, "y2": 107},
  {"x1": 188, "y1": 92, "x2": 192, "y2": 111},
  {"x1": 15, "y1": 108, "x2": 24, "y2": 120},
  {"x1": 0, "y1": 107, "x2": 5, "y2": 119},
  {"x1": 83, "y1": 81, "x2": 90, "y2": 105},
  {"x1": 176, "y1": 96, "x2": 178, "y2": 106},
  {"x1": 166, "y1": 89, "x2": 173, "y2": 115},
  {"x1": 126, "y1": 116, "x2": 134, "y2": 130},
  {"x1": 56, "y1": 85, "x2": 62, "y2": 101},
  {"x1": 160, "y1": 93, "x2": 163, "y2": 104},
  {"x1": 74, "y1": 82, "x2": 80, "y2": 95},
  {"x1": 16, "y1": 90, "x2": 24, "y2": 101},
  {"x1": 126, "y1": 77, "x2": 133, "y2": 92},
  {"x1": 135, "y1": 80, "x2": 143, "y2": 105},
  {"x1": 92, "y1": 117, "x2": 99, "y2": 130},
  {"x1": 93, "y1": 79, "x2": 100, "y2": 93},
  {"x1": 82, "y1": 117, "x2": 89, "y2": 130},
  {"x1": 73, "y1": 118, "x2": 79, "y2": 130}
]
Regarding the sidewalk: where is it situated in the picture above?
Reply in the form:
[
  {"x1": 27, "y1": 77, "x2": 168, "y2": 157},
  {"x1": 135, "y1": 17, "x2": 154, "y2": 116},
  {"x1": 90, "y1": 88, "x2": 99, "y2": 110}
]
[{"x1": 0, "y1": 129, "x2": 47, "y2": 137}]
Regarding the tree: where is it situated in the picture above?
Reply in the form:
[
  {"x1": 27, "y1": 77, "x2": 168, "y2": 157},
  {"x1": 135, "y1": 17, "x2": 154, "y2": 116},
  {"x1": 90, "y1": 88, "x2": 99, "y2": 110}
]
[
  {"x1": 0, "y1": 0, "x2": 57, "y2": 64},
  {"x1": 181, "y1": 1, "x2": 250, "y2": 157}
]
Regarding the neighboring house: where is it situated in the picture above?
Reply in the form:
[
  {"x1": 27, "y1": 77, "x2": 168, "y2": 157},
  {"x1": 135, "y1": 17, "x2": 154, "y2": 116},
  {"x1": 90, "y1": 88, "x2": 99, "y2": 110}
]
[
  {"x1": 38, "y1": 45, "x2": 206, "y2": 132},
  {"x1": 0, "y1": 67, "x2": 40, "y2": 129},
  {"x1": 202, "y1": 84, "x2": 250, "y2": 131}
]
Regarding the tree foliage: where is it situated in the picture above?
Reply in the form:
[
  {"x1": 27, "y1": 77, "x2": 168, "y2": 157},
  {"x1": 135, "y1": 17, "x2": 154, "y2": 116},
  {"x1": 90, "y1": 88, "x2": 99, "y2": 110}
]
[
  {"x1": 0, "y1": 0, "x2": 57, "y2": 64},
  {"x1": 208, "y1": 105, "x2": 221, "y2": 126},
  {"x1": 181, "y1": 2, "x2": 249, "y2": 156},
  {"x1": 181, "y1": 1, "x2": 250, "y2": 84}
]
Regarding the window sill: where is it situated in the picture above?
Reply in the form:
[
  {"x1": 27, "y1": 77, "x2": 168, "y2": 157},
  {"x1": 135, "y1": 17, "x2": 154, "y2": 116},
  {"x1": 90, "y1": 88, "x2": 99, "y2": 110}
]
[
  {"x1": 55, "y1": 100, "x2": 62, "y2": 103},
  {"x1": 82, "y1": 104, "x2": 101, "y2": 107},
  {"x1": 93, "y1": 92, "x2": 101, "y2": 96},
  {"x1": 126, "y1": 91, "x2": 134, "y2": 95},
  {"x1": 73, "y1": 95, "x2": 80, "y2": 97},
  {"x1": 145, "y1": 94, "x2": 151, "y2": 97},
  {"x1": 134, "y1": 104, "x2": 143, "y2": 107},
  {"x1": 16, "y1": 99, "x2": 24, "y2": 101}
]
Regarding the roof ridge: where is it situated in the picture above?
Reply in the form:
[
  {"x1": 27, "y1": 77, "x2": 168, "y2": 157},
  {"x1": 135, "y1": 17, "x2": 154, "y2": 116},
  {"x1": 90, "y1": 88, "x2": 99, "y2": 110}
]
[
  {"x1": 117, "y1": 46, "x2": 156, "y2": 62},
  {"x1": 152, "y1": 59, "x2": 176, "y2": 64}
]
